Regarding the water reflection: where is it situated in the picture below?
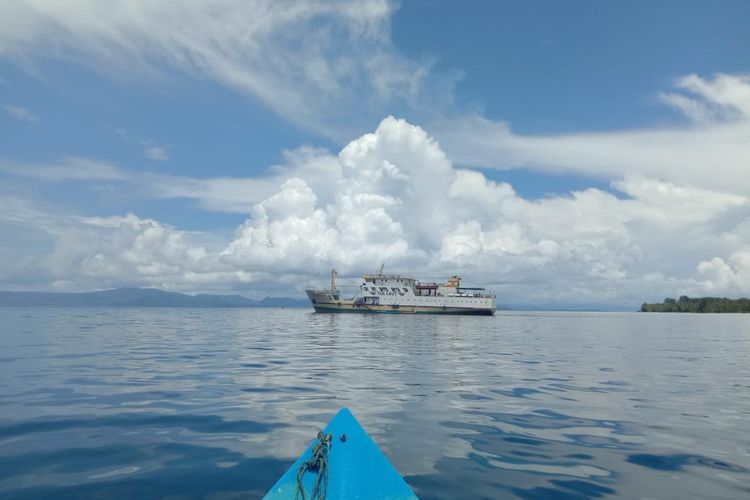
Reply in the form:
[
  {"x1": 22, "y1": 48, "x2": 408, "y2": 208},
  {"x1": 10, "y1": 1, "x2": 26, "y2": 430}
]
[{"x1": 0, "y1": 308, "x2": 749, "y2": 498}]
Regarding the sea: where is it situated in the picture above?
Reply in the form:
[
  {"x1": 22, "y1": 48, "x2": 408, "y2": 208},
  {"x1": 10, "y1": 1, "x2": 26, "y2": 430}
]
[{"x1": 0, "y1": 308, "x2": 749, "y2": 499}]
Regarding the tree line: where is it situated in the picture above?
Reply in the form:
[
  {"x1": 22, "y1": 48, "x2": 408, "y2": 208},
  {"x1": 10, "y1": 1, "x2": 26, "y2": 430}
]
[{"x1": 640, "y1": 296, "x2": 750, "y2": 313}]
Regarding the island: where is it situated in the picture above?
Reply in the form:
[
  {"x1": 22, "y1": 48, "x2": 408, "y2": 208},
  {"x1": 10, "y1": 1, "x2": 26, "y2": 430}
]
[{"x1": 640, "y1": 296, "x2": 750, "y2": 313}]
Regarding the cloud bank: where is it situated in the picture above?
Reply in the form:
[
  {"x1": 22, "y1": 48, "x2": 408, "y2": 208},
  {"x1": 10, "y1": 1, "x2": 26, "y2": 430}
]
[{"x1": 2, "y1": 117, "x2": 749, "y2": 306}]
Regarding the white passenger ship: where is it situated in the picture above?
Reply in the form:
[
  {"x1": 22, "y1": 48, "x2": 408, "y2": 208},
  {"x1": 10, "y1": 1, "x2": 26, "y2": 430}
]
[{"x1": 305, "y1": 268, "x2": 496, "y2": 315}]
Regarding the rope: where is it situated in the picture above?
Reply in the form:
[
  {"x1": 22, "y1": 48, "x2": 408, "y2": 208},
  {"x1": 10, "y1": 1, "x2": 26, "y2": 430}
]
[
  {"x1": 339, "y1": 275, "x2": 366, "y2": 288},
  {"x1": 295, "y1": 431, "x2": 333, "y2": 500}
]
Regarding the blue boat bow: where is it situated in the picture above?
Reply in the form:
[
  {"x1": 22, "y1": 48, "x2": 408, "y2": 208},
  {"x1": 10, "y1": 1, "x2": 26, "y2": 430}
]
[{"x1": 263, "y1": 408, "x2": 418, "y2": 499}]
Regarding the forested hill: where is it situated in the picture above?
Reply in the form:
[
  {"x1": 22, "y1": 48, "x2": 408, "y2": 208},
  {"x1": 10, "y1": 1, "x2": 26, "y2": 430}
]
[{"x1": 641, "y1": 296, "x2": 750, "y2": 313}]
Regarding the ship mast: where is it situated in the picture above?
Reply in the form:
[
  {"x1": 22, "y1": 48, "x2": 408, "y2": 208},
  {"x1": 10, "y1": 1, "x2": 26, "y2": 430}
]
[{"x1": 330, "y1": 268, "x2": 337, "y2": 292}]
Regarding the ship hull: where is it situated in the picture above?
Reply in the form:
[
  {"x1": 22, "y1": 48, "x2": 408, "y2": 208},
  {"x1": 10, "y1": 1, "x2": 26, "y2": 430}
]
[
  {"x1": 312, "y1": 305, "x2": 494, "y2": 315},
  {"x1": 308, "y1": 300, "x2": 494, "y2": 316}
]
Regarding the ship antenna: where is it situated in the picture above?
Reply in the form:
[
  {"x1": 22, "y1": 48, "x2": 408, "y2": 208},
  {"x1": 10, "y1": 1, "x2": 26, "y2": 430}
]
[
  {"x1": 378, "y1": 262, "x2": 385, "y2": 276},
  {"x1": 331, "y1": 268, "x2": 337, "y2": 292}
]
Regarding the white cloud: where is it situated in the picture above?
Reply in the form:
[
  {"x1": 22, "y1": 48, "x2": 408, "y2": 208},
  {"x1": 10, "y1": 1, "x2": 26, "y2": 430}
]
[
  {"x1": 660, "y1": 73, "x2": 750, "y2": 122},
  {"x1": 56, "y1": 214, "x2": 210, "y2": 281},
  {"x1": 0, "y1": 0, "x2": 434, "y2": 138},
  {"x1": 3, "y1": 117, "x2": 747, "y2": 306},
  {"x1": 612, "y1": 176, "x2": 746, "y2": 225},
  {"x1": 0, "y1": 148, "x2": 341, "y2": 214},
  {"x1": 659, "y1": 92, "x2": 712, "y2": 123},
  {"x1": 145, "y1": 146, "x2": 343, "y2": 213},
  {"x1": 0, "y1": 195, "x2": 62, "y2": 228},
  {"x1": 143, "y1": 145, "x2": 169, "y2": 161},
  {"x1": 697, "y1": 252, "x2": 750, "y2": 294},
  {"x1": 675, "y1": 73, "x2": 750, "y2": 117},
  {"x1": 0, "y1": 157, "x2": 125, "y2": 181},
  {"x1": 432, "y1": 74, "x2": 750, "y2": 198},
  {"x1": 2, "y1": 103, "x2": 38, "y2": 122}
]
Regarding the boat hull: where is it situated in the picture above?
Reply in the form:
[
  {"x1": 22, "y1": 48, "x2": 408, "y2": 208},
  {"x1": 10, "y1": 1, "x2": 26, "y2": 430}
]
[
  {"x1": 263, "y1": 408, "x2": 417, "y2": 499},
  {"x1": 312, "y1": 304, "x2": 495, "y2": 315},
  {"x1": 305, "y1": 283, "x2": 496, "y2": 316}
]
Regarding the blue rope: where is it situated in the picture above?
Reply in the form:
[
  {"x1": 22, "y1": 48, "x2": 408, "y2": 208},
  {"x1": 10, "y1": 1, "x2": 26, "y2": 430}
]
[{"x1": 295, "y1": 431, "x2": 333, "y2": 500}]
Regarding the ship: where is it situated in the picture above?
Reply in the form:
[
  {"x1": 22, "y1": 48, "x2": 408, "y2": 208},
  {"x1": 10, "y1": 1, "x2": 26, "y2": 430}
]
[{"x1": 305, "y1": 266, "x2": 496, "y2": 315}]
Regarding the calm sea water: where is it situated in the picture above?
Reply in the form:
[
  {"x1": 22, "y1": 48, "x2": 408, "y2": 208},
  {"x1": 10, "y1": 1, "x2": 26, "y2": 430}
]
[{"x1": 0, "y1": 308, "x2": 749, "y2": 499}]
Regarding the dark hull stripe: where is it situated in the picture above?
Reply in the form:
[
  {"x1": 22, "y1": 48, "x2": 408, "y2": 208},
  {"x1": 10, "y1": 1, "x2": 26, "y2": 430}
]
[{"x1": 311, "y1": 306, "x2": 495, "y2": 316}]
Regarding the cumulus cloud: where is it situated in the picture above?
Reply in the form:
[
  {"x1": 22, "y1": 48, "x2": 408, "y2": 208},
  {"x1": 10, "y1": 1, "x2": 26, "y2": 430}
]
[
  {"x1": 3, "y1": 117, "x2": 748, "y2": 306},
  {"x1": 2, "y1": 103, "x2": 38, "y2": 122},
  {"x1": 697, "y1": 252, "x2": 750, "y2": 294},
  {"x1": 0, "y1": 204, "x2": 234, "y2": 292},
  {"x1": 55, "y1": 214, "x2": 210, "y2": 283},
  {"x1": 0, "y1": 0, "x2": 434, "y2": 138}
]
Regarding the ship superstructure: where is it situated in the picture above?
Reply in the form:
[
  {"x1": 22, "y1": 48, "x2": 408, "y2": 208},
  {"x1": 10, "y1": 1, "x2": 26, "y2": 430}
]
[{"x1": 305, "y1": 268, "x2": 496, "y2": 315}]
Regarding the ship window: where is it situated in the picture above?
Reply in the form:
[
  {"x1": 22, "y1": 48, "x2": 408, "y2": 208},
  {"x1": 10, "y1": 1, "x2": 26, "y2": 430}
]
[{"x1": 403, "y1": 288, "x2": 408, "y2": 292}]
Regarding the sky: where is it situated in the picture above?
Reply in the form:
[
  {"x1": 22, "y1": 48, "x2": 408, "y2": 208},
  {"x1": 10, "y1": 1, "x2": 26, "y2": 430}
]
[{"x1": 1, "y1": 0, "x2": 749, "y2": 308}]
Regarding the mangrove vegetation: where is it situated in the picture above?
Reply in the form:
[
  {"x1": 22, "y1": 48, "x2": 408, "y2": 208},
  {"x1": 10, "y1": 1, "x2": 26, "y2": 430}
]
[{"x1": 641, "y1": 296, "x2": 750, "y2": 313}]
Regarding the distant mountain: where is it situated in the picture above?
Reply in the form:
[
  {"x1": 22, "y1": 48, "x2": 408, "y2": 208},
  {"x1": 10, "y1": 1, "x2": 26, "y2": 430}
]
[{"x1": 0, "y1": 288, "x2": 309, "y2": 308}]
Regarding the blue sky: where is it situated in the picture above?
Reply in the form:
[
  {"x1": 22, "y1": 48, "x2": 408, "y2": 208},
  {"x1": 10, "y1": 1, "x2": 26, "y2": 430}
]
[
  {"x1": 1, "y1": 0, "x2": 750, "y2": 306},
  {"x1": 394, "y1": 1, "x2": 750, "y2": 131}
]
